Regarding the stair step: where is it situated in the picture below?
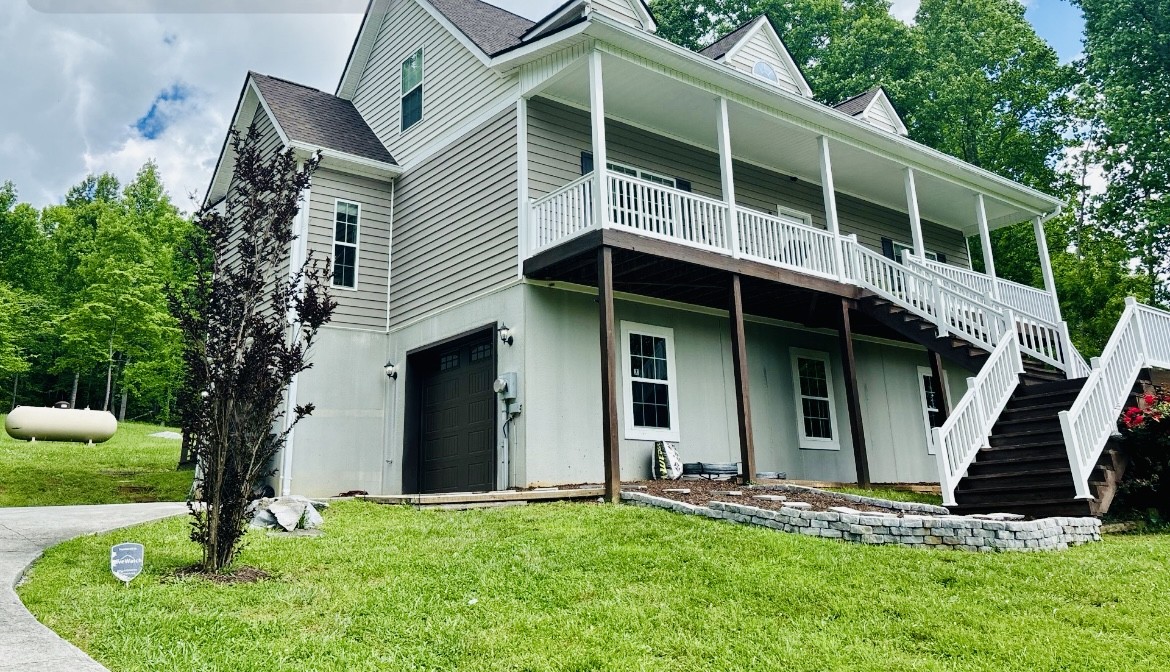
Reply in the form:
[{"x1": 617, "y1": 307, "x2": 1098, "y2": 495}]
[
  {"x1": 959, "y1": 469, "x2": 1074, "y2": 490},
  {"x1": 976, "y1": 442, "x2": 1068, "y2": 461},
  {"x1": 992, "y1": 416, "x2": 1064, "y2": 433},
  {"x1": 955, "y1": 483, "x2": 1078, "y2": 503},
  {"x1": 1005, "y1": 390, "x2": 1082, "y2": 411},
  {"x1": 1016, "y1": 378, "x2": 1087, "y2": 395},
  {"x1": 989, "y1": 429, "x2": 1065, "y2": 447},
  {"x1": 967, "y1": 455, "x2": 1071, "y2": 474},
  {"x1": 999, "y1": 401, "x2": 1077, "y2": 421},
  {"x1": 949, "y1": 498, "x2": 1095, "y2": 518}
]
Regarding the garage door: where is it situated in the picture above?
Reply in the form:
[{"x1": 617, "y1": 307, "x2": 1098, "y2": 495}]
[{"x1": 416, "y1": 332, "x2": 496, "y2": 493}]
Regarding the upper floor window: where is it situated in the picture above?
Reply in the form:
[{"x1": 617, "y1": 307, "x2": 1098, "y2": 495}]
[
  {"x1": 333, "y1": 200, "x2": 360, "y2": 289},
  {"x1": 753, "y1": 60, "x2": 779, "y2": 84},
  {"x1": 401, "y1": 49, "x2": 424, "y2": 132},
  {"x1": 891, "y1": 240, "x2": 938, "y2": 264}
]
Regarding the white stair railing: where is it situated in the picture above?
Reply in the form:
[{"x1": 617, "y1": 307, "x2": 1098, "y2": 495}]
[
  {"x1": 933, "y1": 331, "x2": 1024, "y2": 506},
  {"x1": 1059, "y1": 298, "x2": 1170, "y2": 499},
  {"x1": 530, "y1": 174, "x2": 595, "y2": 253},
  {"x1": 905, "y1": 255, "x2": 1081, "y2": 376},
  {"x1": 843, "y1": 239, "x2": 1008, "y2": 353}
]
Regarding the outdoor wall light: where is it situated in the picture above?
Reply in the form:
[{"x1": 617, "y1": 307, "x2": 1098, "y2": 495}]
[
  {"x1": 498, "y1": 324, "x2": 514, "y2": 346},
  {"x1": 384, "y1": 361, "x2": 398, "y2": 380}
]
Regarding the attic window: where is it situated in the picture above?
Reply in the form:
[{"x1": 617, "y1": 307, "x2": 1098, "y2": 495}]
[
  {"x1": 401, "y1": 48, "x2": 424, "y2": 132},
  {"x1": 753, "y1": 61, "x2": 779, "y2": 84}
]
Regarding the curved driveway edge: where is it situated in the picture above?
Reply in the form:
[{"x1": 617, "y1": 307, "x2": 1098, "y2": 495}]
[{"x1": 0, "y1": 502, "x2": 187, "y2": 672}]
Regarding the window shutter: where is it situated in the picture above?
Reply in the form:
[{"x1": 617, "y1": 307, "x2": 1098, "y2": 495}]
[
  {"x1": 936, "y1": 252, "x2": 947, "y2": 264},
  {"x1": 580, "y1": 151, "x2": 594, "y2": 175},
  {"x1": 881, "y1": 237, "x2": 895, "y2": 260},
  {"x1": 675, "y1": 178, "x2": 692, "y2": 193}
]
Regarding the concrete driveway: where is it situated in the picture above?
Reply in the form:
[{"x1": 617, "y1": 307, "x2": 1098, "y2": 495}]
[{"x1": 0, "y1": 502, "x2": 187, "y2": 672}]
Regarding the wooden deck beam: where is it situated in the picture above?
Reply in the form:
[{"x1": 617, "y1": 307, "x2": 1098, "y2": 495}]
[
  {"x1": 729, "y1": 274, "x2": 757, "y2": 484},
  {"x1": 838, "y1": 298, "x2": 871, "y2": 487}
]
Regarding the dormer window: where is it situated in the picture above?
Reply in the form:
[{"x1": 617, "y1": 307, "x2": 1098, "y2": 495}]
[
  {"x1": 753, "y1": 61, "x2": 779, "y2": 84},
  {"x1": 400, "y1": 48, "x2": 424, "y2": 132}
]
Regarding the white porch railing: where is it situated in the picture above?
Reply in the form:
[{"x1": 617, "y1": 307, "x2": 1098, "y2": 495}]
[
  {"x1": 607, "y1": 172, "x2": 731, "y2": 252},
  {"x1": 1059, "y1": 299, "x2": 1170, "y2": 499},
  {"x1": 918, "y1": 258, "x2": 1060, "y2": 324},
  {"x1": 933, "y1": 331, "x2": 1024, "y2": 506},
  {"x1": 530, "y1": 174, "x2": 594, "y2": 253},
  {"x1": 737, "y1": 209, "x2": 839, "y2": 279}
]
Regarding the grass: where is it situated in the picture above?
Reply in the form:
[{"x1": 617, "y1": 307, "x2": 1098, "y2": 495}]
[
  {"x1": 826, "y1": 487, "x2": 944, "y2": 506},
  {"x1": 18, "y1": 500, "x2": 1170, "y2": 671},
  {"x1": 0, "y1": 414, "x2": 191, "y2": 507}
]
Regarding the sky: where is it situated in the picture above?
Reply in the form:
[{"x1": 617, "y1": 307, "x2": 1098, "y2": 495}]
[{"x1": 0, "y1": 0, "x2": 1086, "y2": 210}]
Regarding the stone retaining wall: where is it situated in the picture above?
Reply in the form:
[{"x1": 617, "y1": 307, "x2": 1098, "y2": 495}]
[
  {"x1": 621, "y1": 491, "x2": 1102, "y2": 552},
  {"x1": 753, "y1": 484, "x2": 949, "y2": 515}
]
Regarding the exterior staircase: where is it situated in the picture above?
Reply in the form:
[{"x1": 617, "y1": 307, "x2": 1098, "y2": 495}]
[{"x1": 844, "y1": 242, "x2": 1165, "y2": 518}]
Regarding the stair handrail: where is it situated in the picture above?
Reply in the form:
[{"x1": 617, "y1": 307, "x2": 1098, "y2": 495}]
[
  {"x1": 1059, "y1": 298, "x2": 1170, "y2": 499},
  {"x1": 932, "y1": 330, "x2": 1025, "y2": 506},
  {"x1": 843, "y1": 238, "x2": 1010, "y2": 353},
  {"x1": 903, "y1": 254, "x2": 1080, "y2": 377}
]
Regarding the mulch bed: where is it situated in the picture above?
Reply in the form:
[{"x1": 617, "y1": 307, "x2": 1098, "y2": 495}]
[{"x1": 630, "y1": 479, "x2": 912, "y2": 516}]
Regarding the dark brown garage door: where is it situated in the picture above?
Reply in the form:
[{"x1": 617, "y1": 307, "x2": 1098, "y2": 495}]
[{"x1": 415, "y1": 332, "x2": 496, "y2": 494}]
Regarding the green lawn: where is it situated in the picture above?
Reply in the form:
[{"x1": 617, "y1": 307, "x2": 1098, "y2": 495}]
[
  {"x1": 18, "y1": 500, "x2": 1170, "y2": 671},
  {"x1": 827, "y1": 487, "x2": 944, "y2": 506},
  {"x1": 0, "y1": 415, "x2": 191, "y2": 507}
]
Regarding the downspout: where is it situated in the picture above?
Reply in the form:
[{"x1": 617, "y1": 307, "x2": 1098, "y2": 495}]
[{"x1": 281, "y1": 177, "x2": 311, "y2": 497}]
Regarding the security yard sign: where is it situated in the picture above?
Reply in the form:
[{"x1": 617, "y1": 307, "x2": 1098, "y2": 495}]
[{"x1": 110, "y1": 543, "x2": 144, "y2": 585}]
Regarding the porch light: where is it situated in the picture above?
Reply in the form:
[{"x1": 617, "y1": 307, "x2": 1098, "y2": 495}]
[
  {"x1": 498, "y1": 324, "x2": 514, "y2": 346},
  {"x1": 384, "y1": 361, "x2": 398, "y2": 380}
]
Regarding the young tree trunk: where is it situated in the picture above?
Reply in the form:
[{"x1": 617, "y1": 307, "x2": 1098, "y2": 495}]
[
  {"x1": 102, "y1": 360, "x2": 113, "y2": 412},
  {"x1": 69, "y1": 372, "x2": 79, "y2": 409},
  {"x1": 9, "y1": 374, "x2": 17, "y2": 412},
  {"x1": 118, "y1": 390, "x2": 128, "y2": 421}
]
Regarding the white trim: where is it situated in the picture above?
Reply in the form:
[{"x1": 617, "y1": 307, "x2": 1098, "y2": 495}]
[
  {"x1": 721, "y1": 17, "x2": 813, "y2": 98},
  {"x1": 620, "y1": 321, "x2": 681, "y2": 442},
  {"x1": 516, "y1": 98, "x2": 529, "y2": 276},
  {"x1": 917, "y1": 365, "x2": 951, "y2": 456},
  {"x1": 904, "y1": 167, "x2": 925, "y2": 258},
  {"x1": 790, "y1": 348, "x2": 840, "y2": 450},
  {"x1": 400, "y1": 47, "x2": 426, "y2": 134},
  {"x1": 385, "y1": 180, "x2": 396, "y2": 333},
  {"x1": 589, "y1": 49, "x2": 609, "y2": 230},
  {"x1": 776, "y1": 204, "x2": 814, "y2": 228},
  {"x1": 331, "y1": 199, "x2": 361, "y2": 291},
  {"x1": 288, "y1": 144, "x2": 401, "y2": 178},
  {"x1": 975, "y1": 193, "x2": 997, "y2": 285},
  {"x1": 416, "y1": 0, "x2": 493, "y2": 68},
  {"x1": 860, "y1": 89, "x2": 908, "y2": 137},
  {"x1": 606, "y1": 159, "x2": 674, "y2": 187},
  {"x1": 524, "y1": 0, "x2": 587, "y2": 42},
  {"x1": 716, "y1": 96, "x2": 739, "y2": 257},
  {"x1": 1033, "y1": 215, "x2": 1060, "y2": 316},
  {"x1": 249, "y1": 79, "x2": 292, "y2": 146}
]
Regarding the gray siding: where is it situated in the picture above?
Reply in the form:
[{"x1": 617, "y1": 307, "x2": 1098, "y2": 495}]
[
  {"x1": 306, "y1": 168, "x2": 394, "y2": 330},
  {"x1": 389, "y1": 107, "x2": 519, "y2": 327},
  {"x1": 527, "y1": 99, "x2": 970, "y2": 267},
  {"x1": 725, "y1": 25, "x2": 804, "y2": 96},
  {"x1": 351, "y1": 0, "x2": 516, "y2": 166},
  {"x1": 588, "y1": 0, "x2": 647, "y2": 29}
]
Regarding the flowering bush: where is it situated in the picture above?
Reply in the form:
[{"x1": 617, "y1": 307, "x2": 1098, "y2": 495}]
[{"x1": 1117, "y1": 385, "x2": 1170, "y2": 519}]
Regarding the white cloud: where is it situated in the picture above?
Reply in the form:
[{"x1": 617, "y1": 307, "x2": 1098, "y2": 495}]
[{"x1": 889, "y1": 0, "x2": 920, "y2": 23}]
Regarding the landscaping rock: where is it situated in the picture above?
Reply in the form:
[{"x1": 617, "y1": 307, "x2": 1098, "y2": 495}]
[
  {"x1": 752, "y1": 494, "x2": 786, "y2": 502},
  {"x1": 785, "y1": 502, "x2": 813, "y2": 509},
  {"x1": 251, "y1": 496, "x2": 324, "y2": 532},
  {"x1": 663, "y1": 488, "x2": 691, "y2": 494}
]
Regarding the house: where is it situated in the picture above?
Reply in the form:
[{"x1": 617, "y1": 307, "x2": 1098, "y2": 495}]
[{"x1": 205, "y1": 0, "x2": 1166, "y2": 517}]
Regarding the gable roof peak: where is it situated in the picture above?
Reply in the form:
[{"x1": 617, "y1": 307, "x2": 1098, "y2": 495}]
[
  {"x1": 698, "y1": 14, "x2": 812, "y2": 98},
  {"x1": 834, "y1": 86, "x2": 907, "y2": 136}
]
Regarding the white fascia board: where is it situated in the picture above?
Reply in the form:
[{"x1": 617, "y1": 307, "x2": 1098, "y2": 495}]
[
  {"x1": 204, "y1": 76, "x2": 292, "y2": 207},
  {"x1": 571, "y1": 17, "x2": 1062, "y2": 218},
  {"x1": 337, "y1": 0, "x2": 390, "y2": 99},
  {"x1": 721, "y1": 16, "x2": 813, "y2": 98},
  {"x1": 524, "y1": 0, "x2": 586, "y2": 42},
  {"x1": 289, "y1": 143, "x2": 402, "y2": 181},
  {"x1": 414, "y1": 0, "x2": 494, "y2": 67},
  {"x1": 490, "y1": 23, "x2": 593, "y2": 73}
]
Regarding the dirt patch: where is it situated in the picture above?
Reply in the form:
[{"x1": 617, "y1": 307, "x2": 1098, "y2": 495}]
[
  {"x1": 173, "y1": 565, "x2": 271, "y2": 584},
  {"x1": 630, "y1": 479, "x2": 913, "y2": 516}
]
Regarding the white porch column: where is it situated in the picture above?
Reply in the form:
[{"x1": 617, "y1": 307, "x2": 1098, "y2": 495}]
[
  {"x1": 588, "y1": 50, "x2": 609, "y2": 230},
  {"x1": 818, "y1": 136, "x2": 846, "y2": 281},
  {"x1": 1034, "y1": 215, "x2": 1063, "y2": 321},
  {"x1": 975, "y1": 193, "x2": 999, "y2": 298},
  {"x1": 904, "y1": 167, "x2": 925, "y2": 259},
  {"x1": 516, "y1": 97, "x2": 529, "y2": 277},
  {"x1": 716, "y1": 97, "x2": 740, "y2": 258}
]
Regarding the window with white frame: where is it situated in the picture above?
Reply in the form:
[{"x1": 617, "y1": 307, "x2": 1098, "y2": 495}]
[
  {"x1": 332, "y1": 200, "x2": 359, "y2": 289},
  {"x1": 400, "y1": 48, "x2": 424, "y2": 131},
  {"x1": 775, "y1": 204, "x2": 814, "y2": 227},
  {"x1": 917, "y1": 366, "x2": 950, "y2": 455},
  {"x1": 891, "y1": 240, "x2": 939, "y2": 264},
  {"x1": 790, "y1": 348, "x2": 839, "y2": 449},
  {"x1": 621, "y1": 322, "x2": 681, "y2": 441},
  {"x1": 607, "y1": 160, "x2": 676, "y2": 188}
]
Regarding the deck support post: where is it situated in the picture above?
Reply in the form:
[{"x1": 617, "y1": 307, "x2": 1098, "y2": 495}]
[
  {"x1": 927, "y1": 349, "x2": 951, "y2": 426},
  {"x1": 905, "y1": 167, "x2": 926, "y2": 260},
  {"x1": 728, "y1": 274, "x2": 756, "y2": 484},
  {"x1": 837, "y1": 298, "x2": 870, "y2": 487},
  {"x1": 1033, "y1": 216, "x2": 1062, "y2": 320},
  {"x1": 716, "y1": 97, "x2": 740, "y2": 258},
  {"x1": 588, "y1": 49, "x2": 609, "y2": 231},
  {"x1": 598, "y1": 246, "x2": 621, "y2": 503},
  {"x1": 976, "y1": 194, "x2": 999, "y2": 298},
  {"x1": 818, "y1": 136, "x2": 847, "y2": 281}
]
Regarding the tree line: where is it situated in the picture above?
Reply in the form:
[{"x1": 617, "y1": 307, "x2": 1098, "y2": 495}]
[
  {"x1": 0, "y1": 164, "x2": 193, "y2": 421},
  {"x1": 652, "y1": 0, "x2": 1167, "y2": 352}
]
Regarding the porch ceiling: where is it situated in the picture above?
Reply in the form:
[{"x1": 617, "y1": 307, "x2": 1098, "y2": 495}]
[{"x1": 538, "y1": 52, "x2": 1039, "y2": 236}]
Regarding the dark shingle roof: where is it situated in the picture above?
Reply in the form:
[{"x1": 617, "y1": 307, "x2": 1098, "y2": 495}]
[
  {"x1": 250, "y1": 72, "x2": 396, "y2": 165},
  {"x1": 699, "y1": 16, "x2": 763, "y2": 60},
  {"x1": 833, "y1": 87, "x2": 882, "y2": 117},
  {"x1": 428, "y1": 0, "x2": 535, "y2": 56}
]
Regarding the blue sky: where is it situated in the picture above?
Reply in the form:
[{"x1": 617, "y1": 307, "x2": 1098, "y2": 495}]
[{"x1": 1, "y1": 0, "x2": 1086, "y2": 208}]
